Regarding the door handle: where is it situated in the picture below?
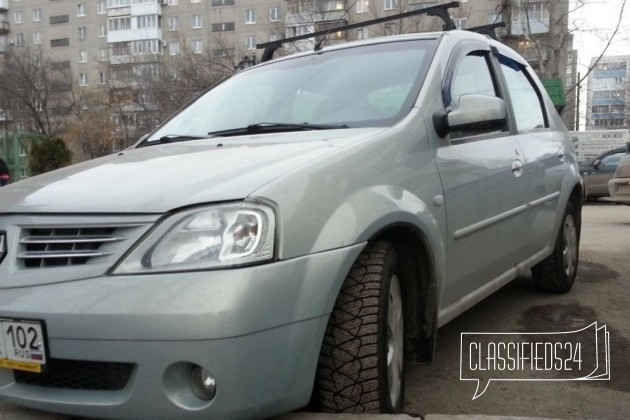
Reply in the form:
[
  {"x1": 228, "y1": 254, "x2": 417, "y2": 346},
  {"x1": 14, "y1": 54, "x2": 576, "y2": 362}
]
[
  {"x1": 512, "y1": 159, "x2": 523, "y2": 177},
  {"x1": 557, "y1": 147, "x2": 565, "y2": 161}
]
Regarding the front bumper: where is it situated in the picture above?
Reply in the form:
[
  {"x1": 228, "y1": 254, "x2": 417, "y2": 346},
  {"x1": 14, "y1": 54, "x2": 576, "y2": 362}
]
[
  {"x1": 0, "y1": 244, "x2": 365, "y2": 419},
  {"x1": 608, "y1": 177, "x2": 630, "y2": 205}
]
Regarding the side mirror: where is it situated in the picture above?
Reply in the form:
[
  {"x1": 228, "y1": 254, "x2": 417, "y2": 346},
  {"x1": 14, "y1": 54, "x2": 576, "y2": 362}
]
[
  {"x1": 592, "y1": 159, "x2": 602, "y2": 169},
  {"x1": 433, "y1": 94, "x2": 507, "y2": 138}
]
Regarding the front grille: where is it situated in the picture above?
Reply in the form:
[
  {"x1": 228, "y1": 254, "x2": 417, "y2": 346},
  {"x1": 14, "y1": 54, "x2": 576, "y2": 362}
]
[
  {"x1": 14, "y1": 359, "x2": 134, "y2": 391},
  {"x1": 19, "y1": 227, "x2": 125, "y2": 268}
]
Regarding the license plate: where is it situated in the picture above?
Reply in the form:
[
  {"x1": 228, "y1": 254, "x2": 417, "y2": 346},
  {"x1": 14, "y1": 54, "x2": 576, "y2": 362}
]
[{"x1": 0, "y1": 319, "x2": 47, "y2": 373}]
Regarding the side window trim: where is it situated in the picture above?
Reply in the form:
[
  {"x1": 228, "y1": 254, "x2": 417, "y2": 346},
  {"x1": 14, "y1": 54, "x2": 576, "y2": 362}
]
[{"x1": 497, "y1": 54, "x2": 550, "y2": 132}]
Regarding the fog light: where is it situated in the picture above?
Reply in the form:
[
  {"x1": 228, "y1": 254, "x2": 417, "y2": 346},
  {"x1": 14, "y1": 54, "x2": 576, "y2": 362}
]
[{"x1": 190, "y1": 365, "x2": 216, "y2": 401}]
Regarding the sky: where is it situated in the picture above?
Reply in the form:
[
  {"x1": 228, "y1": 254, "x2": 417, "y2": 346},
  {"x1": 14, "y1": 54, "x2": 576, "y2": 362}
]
[{"x1": 571, "y1": 0, "x2": 630, "y2": 70}]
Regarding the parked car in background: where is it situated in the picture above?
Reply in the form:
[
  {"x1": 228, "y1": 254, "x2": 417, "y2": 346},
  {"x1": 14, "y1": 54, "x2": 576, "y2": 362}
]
[
  {"x1": 0, "y1": 159, "x2": 11, "y2": 187},
  {"x1": 609, "y1": 145, "x2": 630, "y2": 205},
  {"x1": 0, "y1": 29, "x2": 583, "y2": 419},
  {"x1": 580, "y1": 146, "x2": 628, "y2": 201}
]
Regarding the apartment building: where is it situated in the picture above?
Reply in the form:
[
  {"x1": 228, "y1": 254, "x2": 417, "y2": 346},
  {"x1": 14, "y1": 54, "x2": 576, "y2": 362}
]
[
  {"x1": 585, "y1": 55, "x2": 629, "y2": 131},
  {"x1": 0, "y1": 0, "x2": 577, "y2": 152}
]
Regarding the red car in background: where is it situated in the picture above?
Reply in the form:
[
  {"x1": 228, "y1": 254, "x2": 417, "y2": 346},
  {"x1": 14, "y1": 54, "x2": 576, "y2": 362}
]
[{"x1": 0, "y1": 159, "x2": 10, "y2": 186}]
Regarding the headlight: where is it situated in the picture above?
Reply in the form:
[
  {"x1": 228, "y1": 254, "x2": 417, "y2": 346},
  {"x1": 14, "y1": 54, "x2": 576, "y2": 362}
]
[{"x1": 113, "y1": 202, "x2": 275, "y2": 274}]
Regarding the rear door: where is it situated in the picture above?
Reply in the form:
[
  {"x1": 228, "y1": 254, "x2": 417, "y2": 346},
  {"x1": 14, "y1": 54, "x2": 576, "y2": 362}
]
[{"x1": 497, "y1": 55, "x2": 567, "y2": 255}]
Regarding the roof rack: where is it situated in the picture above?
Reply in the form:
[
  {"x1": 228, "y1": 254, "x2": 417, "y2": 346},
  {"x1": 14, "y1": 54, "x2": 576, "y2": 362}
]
[{"x1": 256, "y1": 2, "x2": 506, "y2": 62}]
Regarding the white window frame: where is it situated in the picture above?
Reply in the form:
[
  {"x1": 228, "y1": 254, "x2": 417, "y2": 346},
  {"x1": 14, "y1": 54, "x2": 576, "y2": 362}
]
[
  {"x1": 356, "y1": 0, "x2": 368, "y2": 14},
  {"x1": 191, "y1": 14, "x2": 202, "y2": 29},
  {"x1": 77, "y1": 4, "x2": 86, "y2": 17},
  {"x1": 169, "y1": 42, "x2": 180, "y2": 55},
  {"x1": 79, "y1": 73, "x2": 88, "y2": 86},
  {"x1": 33, "y1": 32, "x2": 41, "y2": 44},
  {"x1": 79, "y1": 50, "x2": 88, "y2": 63},
  {"x1": 99, "y1": 71, "x2": 107, "y2": 85},
  {"x1": 32, "y1": 8, "x2": 41, "y2": 22},
  {"x1": 97, "y1": 1, "x2": 106, "y2": 14},
  {"x1": 78, "y1": 26, "x2": 87, "y2": 41},
  {"x1": 384, "y1": 0, "x2": 397, "y2": 11},
  {"x1": 98, "y1": 24, "x2": 107, "y2": 37},
  {"x1": 192, "y1": 39, "x2": 203, "y2": 54},
  {"x1": 98, "y1": 48, "x2": 108, "y2": 61},
  {"x1": 168, "y1": 16, "x2": 179, "y2": 31},
  {"x1": 14, "y1": 11, "x2": 23, "y2": 24},
  {"x1": 269, "y1": 7, "x2": 281, "y2": 22},
  {"x1": 245, "y1": 9, "x2": 256, "y2": 24},
  {"x1": 245, "y1": 35, "x2": 256, "y2": 51}
]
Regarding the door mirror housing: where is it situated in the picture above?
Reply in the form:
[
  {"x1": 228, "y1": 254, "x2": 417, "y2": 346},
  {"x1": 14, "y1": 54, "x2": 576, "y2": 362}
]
[{"x1": 433, "y1": 94, "x2": 508, "y2": 138}]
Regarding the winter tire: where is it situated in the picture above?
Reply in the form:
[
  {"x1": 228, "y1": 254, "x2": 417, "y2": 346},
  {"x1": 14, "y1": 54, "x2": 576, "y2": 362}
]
[
  {"x1": 316, "y1": 241, "x2": 404, "y2": 413},
  {"x1": 532, "y1": 202, "x2": 579, "y2": 293}
]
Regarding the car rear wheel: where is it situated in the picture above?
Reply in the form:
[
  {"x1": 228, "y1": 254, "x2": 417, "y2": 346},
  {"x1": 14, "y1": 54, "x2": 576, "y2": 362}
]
[
  {"x1": 532, "y1": 202, "x2": 579, "y2": 293},
  {"x1": 316, "y1": 241, "x2": 404, "y2": 413}
]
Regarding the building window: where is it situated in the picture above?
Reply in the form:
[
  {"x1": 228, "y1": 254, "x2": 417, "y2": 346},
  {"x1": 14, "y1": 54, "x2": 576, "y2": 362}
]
[
  {"x1": 168, "y1": 0, "x2": 179, "y2": 5},
  {"x1": 137, "y1": 15, "x2": 159, "y2": 29},
  {"x1": 383, "y1": 22, "x2": 397, "y2": 35},
  {"x1": 211, "y1": 22, "x2": 235, "y2": 32},
  {"x1": 487, "y1": 12, "x2": 502, "y2": 24},
  {"x1": 191, "y1": 0, "x2": 201, "y2": 3},
  {"x1": 79, "y1": 73, "x2": 88, "y2": 86},
  {"x1": 245, "y1": 35, "x2": 256, "y2": 50},
  {"x1": 108, "y1": 17, "x2": 131, "y2": 31},
  {"x1": 50, "y1": 15, "x2": 69, "y2": 25},
  {"x1": 100, "y1": 72, "x2": 107, "y2": 85},
  {"x1": 168, "y1": 16, "x2": 179, "y2": 30},
  {"x1": 108, "y1": 0, "x2": 131, "y2": 7},
  {"x1": 191, "y1": 14, "x2": 202, "y2": 29},
  {"x1": 99, "y1": 48, "x2": 108, "y2": 61},
  {"x1": 77, "y1": 4, "x2": 86, "y2": 17},
  {"x1": 79, "y1": 50, "x2": 88, "y2": 63},
  {"x1": 98, "y1": 24, "x2": 107, "y2": 37},
  {"x1": 245, "y1": 9, "x2": 256, "y2": 24},
  {"x1": 192, "y1": 39, "x2": 203, "y2": 54},
  {"x1": 50, "y1": 37, "x2": 70, "y2": 47},
  {"x1": 356, "y1": 0, "x2": 368, "y2": 13},
  {"x1": 384, "y1": 0, "x2": 397, "y2": 11},
  {"x1": 269, "y1": 7, "x2": 281, "y2": 22},
  {"x1": 169, "y1": 41, "x2": 180, "y2": 55},
  {"x1": 78, "y1": 26, "x2": 87, "y2": 41},
  {"x1": 454, "y1": 17, "x2": 467, "y2": 29},
  {"x1": 211, "y1": 48, "x2": 235, "y2": 57},
  {"x1": 356, "y1": 27, "x2": 367, "y2": 40},
  {"x1": 32, "y1": 8, "x2": 42, "y2": 22},
  {"x1": 212, "y1": 0, "x2": 235, "y2": 5},
  {"x1": 14, "y1": 11, "x2": 23, "y2": 24},
  {"x1": 97, "y1": 1, "x2": 106, "y2": 14},
  {"x1": 132, "y1": 39, "x2": 160, "y2": 55},
  {"x1": 33, "y1": 32, "x2": 41, "y2": 44},
  {"x1": 14, "y1": 33, "x2": 24, "y2": 46}
]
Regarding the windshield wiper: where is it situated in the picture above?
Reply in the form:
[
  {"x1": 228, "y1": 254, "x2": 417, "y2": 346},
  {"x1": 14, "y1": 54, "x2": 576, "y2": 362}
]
[
  {"x1": 208, "y1": 123, "x2": 348, "y2": 137},
  {"x1": 143, "y1": 134, "x2": 209, "y2": 145}
]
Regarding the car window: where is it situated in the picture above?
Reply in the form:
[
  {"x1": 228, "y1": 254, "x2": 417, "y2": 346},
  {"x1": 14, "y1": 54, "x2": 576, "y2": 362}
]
[
  {"x1": 450, "y1": 52, "x2": 497, "y2": 108},
  {"x1": 499, "y1": 57, "x2": 547, "y2": 132},
  {"x1": 601, "y1": 151, "x2": 625, "y2": 167}
]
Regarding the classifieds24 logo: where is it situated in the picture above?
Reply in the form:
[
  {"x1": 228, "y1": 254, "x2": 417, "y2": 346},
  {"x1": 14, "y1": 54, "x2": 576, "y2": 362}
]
[{"x1": 460, "y1": 322, "x2": 610, "y2": 399}]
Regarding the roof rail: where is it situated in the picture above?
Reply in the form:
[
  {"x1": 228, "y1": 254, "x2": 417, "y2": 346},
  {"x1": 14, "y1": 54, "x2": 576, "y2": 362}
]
[
  {"x1": 466, "y1": 22, "x2": 507, "y2": 40},
  {"x1": 257, "y1": 1, "x2": 461, "y2": 62}
]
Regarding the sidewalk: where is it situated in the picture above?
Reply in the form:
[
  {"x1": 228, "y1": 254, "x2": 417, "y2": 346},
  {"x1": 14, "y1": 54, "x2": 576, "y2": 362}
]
[{"x1": 276, "y1": 414, "x2": 564, "y2": 420}]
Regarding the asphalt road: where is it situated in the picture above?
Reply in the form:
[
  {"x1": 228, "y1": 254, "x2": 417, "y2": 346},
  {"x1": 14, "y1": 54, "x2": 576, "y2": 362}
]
[{"x1": 0, "y1": 202, "x2": 629, "y2": 419}]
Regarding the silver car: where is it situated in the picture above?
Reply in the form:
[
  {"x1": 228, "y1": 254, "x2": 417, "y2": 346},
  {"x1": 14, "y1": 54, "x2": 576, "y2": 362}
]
[
  {"x1": 608, "y1": 145, "x2": 630, "y2": 205},
  {"x1": 0, "y1": 30, "x2": 582, "y2": 419}
]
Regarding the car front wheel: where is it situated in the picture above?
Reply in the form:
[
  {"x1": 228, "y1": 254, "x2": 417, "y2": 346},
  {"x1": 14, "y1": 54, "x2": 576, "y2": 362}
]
[{"x1": 316, "y1": 240, "x2": 404, "y2": 413}]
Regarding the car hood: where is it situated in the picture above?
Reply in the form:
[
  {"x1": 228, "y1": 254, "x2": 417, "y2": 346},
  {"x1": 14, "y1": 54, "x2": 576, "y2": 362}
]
[{"x1": 0, "y1": 129, "x2": 380, "y2": 214}]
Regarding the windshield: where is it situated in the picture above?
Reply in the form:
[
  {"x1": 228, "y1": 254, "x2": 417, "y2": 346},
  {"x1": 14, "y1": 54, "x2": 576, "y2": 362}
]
[{"x1": 144, "y1": 39, "x2": 435, "y2": 144}]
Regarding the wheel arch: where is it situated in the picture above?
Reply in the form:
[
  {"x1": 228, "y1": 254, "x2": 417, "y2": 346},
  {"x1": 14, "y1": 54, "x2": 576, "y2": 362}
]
[{"x1": 372, "y1": 223, "x2": 438, "y2": 363}]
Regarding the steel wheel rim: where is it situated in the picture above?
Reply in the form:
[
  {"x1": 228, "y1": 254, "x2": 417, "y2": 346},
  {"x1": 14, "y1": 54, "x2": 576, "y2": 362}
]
[
  {"x1": 387, "y1": 274, "x2": 404, "y2": 408},
  {"x1": 563, "y1": 214, "x2": 578, "y2": 277}
]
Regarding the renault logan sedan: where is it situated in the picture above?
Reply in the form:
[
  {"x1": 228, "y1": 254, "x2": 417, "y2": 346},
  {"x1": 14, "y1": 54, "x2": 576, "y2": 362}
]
[{"x1": 0, "y1": 30, "x2": 582, "y2": 419}]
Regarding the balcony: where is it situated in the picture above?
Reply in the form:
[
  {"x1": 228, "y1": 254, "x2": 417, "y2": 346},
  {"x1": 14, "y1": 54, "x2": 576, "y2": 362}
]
[
  {"x1": 0, "y1": 20, "x2": 9, "y2": 35},
  {"x1": 0, "y1": 0, "x2": 8, "y2": 13}
]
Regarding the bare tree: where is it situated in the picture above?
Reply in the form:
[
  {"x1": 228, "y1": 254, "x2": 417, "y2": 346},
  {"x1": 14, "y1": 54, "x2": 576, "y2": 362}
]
[{"x1": 0, "y1": 46, "x2": 74, "y2": 138}]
